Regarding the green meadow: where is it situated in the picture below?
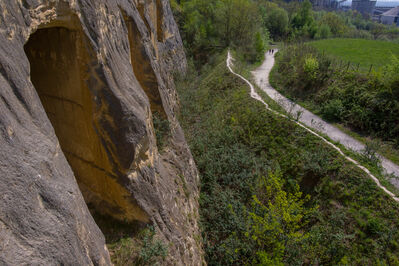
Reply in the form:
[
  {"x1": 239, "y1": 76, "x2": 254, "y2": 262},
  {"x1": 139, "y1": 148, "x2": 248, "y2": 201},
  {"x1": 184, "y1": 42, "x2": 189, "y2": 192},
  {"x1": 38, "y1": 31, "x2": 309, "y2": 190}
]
[{"x1": 309, "y1": 38, "x2": 399, "y2": 71}]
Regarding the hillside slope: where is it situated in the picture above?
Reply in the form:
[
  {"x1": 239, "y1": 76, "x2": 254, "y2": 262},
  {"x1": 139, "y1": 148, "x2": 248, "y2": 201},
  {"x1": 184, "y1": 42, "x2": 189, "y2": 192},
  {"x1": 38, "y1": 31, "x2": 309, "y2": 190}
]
[{"x1": 178, "y1": 52, "x2": 399, "y2": 264}]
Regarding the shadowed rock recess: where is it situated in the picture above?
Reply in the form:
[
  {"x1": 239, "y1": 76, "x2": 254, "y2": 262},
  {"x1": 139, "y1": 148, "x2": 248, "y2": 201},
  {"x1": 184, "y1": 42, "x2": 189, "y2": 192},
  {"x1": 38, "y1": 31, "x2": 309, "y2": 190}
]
[{"x1": 0, "y1": 0, "x2": 202, "y2": 265}]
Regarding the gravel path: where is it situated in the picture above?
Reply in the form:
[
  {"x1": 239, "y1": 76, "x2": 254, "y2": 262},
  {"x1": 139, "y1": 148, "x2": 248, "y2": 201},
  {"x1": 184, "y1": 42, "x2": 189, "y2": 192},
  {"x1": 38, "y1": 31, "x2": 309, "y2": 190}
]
[
  {"x1": 227, "y1": 51, "x2": 399, "y2": 202},
  {"x1": 252, "y1": 51, "x2": 399, "y2": 187}
]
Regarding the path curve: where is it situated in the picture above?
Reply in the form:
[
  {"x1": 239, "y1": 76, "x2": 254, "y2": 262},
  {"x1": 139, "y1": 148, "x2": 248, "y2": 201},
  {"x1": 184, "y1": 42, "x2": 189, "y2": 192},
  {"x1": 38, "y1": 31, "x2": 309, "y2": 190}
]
[
  {"x1": 226, "y1": 51, "x2": 399, "y2": 202},
  {"x1": 252, "y1": 51, "x2": 399, "y2": 186}
]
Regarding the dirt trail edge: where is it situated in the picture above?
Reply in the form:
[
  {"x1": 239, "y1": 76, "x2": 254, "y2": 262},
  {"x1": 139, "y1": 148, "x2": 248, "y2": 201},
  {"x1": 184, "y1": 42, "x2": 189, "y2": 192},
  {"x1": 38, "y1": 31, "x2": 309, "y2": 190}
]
[{"x1": 226, "y1": 50, "x2": 399, "y2": 202}]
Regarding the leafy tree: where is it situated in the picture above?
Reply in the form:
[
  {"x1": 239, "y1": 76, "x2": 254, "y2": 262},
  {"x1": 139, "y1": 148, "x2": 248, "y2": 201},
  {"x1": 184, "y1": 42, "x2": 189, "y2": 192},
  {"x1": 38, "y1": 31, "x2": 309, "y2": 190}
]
[
  {"x1": 173, "y1": 0, "x2": 265, "y2": 62},
  {"x1": 291, "y1": 0, "x2": 314, "y2": 29},
  {"x1": 246, "y1": 172, "x2": 314, "y2": 264},
  {"x1": 263, "y1": 7, "x2": 289, "y2": 40},
  {"x1": 217, "y1": 0, "x2": 262, "y2": 47},
  {"x1": 180, "y1": 0, "x2": 220, "y2": 59},
  {"x1": 254, "y1": 31, "x2": 267, "y2": 61},
  {"x1": 320, "y1": 12, "x2": 347, "y2": 36},
  {"x1": 291, "y1": 0, "x2": 317, "y2": 39}
]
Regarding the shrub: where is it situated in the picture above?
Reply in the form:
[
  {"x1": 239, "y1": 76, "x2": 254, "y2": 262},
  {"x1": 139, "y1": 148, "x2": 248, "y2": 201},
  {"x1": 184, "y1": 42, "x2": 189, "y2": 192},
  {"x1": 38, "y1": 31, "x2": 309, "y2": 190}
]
[
  {"x1": 382, "y1": 55, "x2": 399, "y2": 98},
  {"x1": 366, "y1": 218, "x2": 383, "y2": 236},
  {"x1": 138, "y1": 227, "x2": 168, "y2": 265},
  {"x1": 321, "y1": 99, "x2": 344, "y2": 121},
  {"x1": 246, "y1": 172, "x2": 313, "y2": 264},
  {"x1": 303, "y1": 55, "x2": 319, "y2": 80},
  {"x1": 108, "y1": 226, "x2": 168, "y2": 266},
  {"x1": 362, "y1": 140, "x2": 381, "y2": 167},
  {"x1": 315, "y1": 24, "x2": 331, "y2": 39},
  {"x1": 153, "y1": 112, "x2": 170, "y2": 151}
]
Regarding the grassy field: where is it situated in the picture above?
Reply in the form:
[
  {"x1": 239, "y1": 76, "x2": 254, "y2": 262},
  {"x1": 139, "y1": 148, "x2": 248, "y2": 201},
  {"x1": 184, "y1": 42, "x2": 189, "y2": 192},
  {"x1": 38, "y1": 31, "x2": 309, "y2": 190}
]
[{"x1": 309, "y1": 38, "x2": 399, "y2": 71}]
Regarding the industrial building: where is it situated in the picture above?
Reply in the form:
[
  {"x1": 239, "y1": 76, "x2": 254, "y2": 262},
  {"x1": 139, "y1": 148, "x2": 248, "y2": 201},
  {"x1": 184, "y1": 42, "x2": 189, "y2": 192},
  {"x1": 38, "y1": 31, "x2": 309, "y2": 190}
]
[
  {"x1": 352, "y1": 0, "x2": 377, "y2": 15},
  {"x1": 380, "y1": 6, "x2": 399, "y2": 26}
]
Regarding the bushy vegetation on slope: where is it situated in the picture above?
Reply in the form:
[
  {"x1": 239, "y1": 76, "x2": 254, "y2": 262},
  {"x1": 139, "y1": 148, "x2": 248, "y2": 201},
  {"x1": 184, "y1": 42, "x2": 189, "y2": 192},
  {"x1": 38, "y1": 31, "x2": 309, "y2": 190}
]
[
  {"x1": 172, "y1": 0, "x2": 399, "y2": 264},
  {"x1": 271, "y1": 44, "x2": 399, "y2": 149},
  {"x1": 92, "y1": 213, "x2": 168, "y2": 266},
  {"x1": 177, "y1": 52, "x2": 399, "y2": 265}
]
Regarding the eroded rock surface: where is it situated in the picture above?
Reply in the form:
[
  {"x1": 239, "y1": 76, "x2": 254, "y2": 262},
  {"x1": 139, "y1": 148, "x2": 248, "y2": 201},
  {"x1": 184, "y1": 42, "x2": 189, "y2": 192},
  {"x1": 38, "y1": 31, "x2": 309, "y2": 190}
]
[{"x1": 0, "y1": 0, "x2": 202, "y2": 265}]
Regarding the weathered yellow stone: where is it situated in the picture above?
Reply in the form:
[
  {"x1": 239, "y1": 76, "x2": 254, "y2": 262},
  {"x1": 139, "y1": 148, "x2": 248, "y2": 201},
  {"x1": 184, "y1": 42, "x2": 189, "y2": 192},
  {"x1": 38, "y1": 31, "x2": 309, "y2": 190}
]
[
  {"x1": 123, "y1": 11, "x2": 167, "y2": 118},
  {"x1": 25, "y1": 15, "x2": 149, "y2": 223}
]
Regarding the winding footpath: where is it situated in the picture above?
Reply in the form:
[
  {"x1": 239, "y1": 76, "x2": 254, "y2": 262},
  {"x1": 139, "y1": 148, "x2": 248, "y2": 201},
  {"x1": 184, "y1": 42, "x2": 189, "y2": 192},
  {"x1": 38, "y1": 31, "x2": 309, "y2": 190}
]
[{"x1": 226, "y1": 51, "x2": 399, "y2": 202}]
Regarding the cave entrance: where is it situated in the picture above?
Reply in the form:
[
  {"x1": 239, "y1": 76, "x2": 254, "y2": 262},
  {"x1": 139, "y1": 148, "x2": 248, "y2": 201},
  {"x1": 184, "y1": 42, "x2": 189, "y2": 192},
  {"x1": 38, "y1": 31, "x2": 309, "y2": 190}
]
[
  {"x1": 24, "y1": 26, "x2": 114, "y2": 214},
  {"x1": 24, "y1": 24, "x2": 149, "y2": 223}
]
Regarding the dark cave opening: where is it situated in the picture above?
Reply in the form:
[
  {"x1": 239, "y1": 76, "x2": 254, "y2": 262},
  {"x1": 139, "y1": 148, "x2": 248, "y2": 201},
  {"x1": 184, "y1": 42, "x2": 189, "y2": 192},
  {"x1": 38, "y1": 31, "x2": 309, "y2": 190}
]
[
  {"x1": 24, "y1": 25, "x2": 149, "y2": 223},
  {"x1": 24, "y1": 25, "x2": 114, "y2": 213}
]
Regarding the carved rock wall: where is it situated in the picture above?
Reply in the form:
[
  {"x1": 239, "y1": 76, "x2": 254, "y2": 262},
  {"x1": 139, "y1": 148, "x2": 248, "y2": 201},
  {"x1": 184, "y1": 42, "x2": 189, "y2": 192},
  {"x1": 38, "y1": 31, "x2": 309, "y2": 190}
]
[{"x1": 0, "y1": 0, "x2": 202, "y2": 265}]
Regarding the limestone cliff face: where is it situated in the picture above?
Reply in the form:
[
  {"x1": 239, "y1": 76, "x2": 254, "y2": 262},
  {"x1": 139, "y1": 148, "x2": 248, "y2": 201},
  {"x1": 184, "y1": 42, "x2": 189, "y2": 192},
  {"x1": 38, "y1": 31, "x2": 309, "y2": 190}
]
[{"x1": 0, "y1": 0, "x2": 202, "y2": 265}]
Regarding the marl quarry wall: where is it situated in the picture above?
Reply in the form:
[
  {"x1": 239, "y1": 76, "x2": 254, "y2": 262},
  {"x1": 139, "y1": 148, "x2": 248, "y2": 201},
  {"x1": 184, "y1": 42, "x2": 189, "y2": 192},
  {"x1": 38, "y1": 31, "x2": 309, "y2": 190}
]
[{"x1": 0, "y1": 0, "x2": 202, "y2": 265}]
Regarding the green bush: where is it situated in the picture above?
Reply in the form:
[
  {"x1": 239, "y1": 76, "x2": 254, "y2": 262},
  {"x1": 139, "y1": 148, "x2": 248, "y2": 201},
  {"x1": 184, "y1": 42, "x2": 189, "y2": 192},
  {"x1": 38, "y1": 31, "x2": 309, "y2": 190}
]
[
  {"x1": 315, "y1": 24, "x2": 331, "y2": 39},
  {"x1": 366, "y1": 218, "x2": 383, "y2": 236},
  {"x1": 153, "y1": 112, "x2": 170, "y2": 151},
  {"x1": 246, "y1": 173, "x2": 314, "y2": 264},
  {"x1": 303, "y1": 55, "x2": 319, "y2": 80},
  {"x1": 93, "y1": 212, "x2": 168, "y2": 266},
  {"x1": 321, "y1": 99, "x2": 344, "y2": 121},
  {"x1": 362, "y1": 140, "x2": 381, "y2": 167},
  {"x1": 138, "y1": 227, "x2": 168, "y2": 265}
]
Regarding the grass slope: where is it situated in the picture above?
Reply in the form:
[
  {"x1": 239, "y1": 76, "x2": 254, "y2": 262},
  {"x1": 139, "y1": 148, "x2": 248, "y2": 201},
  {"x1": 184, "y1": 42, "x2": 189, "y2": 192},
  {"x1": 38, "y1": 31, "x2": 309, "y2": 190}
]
[
  {"x1": 177, "y1": 51, "x2": 399, "y2": 265},
  {"x1": 309, "y1": 38, "x2": 399, "y2": 71}
]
